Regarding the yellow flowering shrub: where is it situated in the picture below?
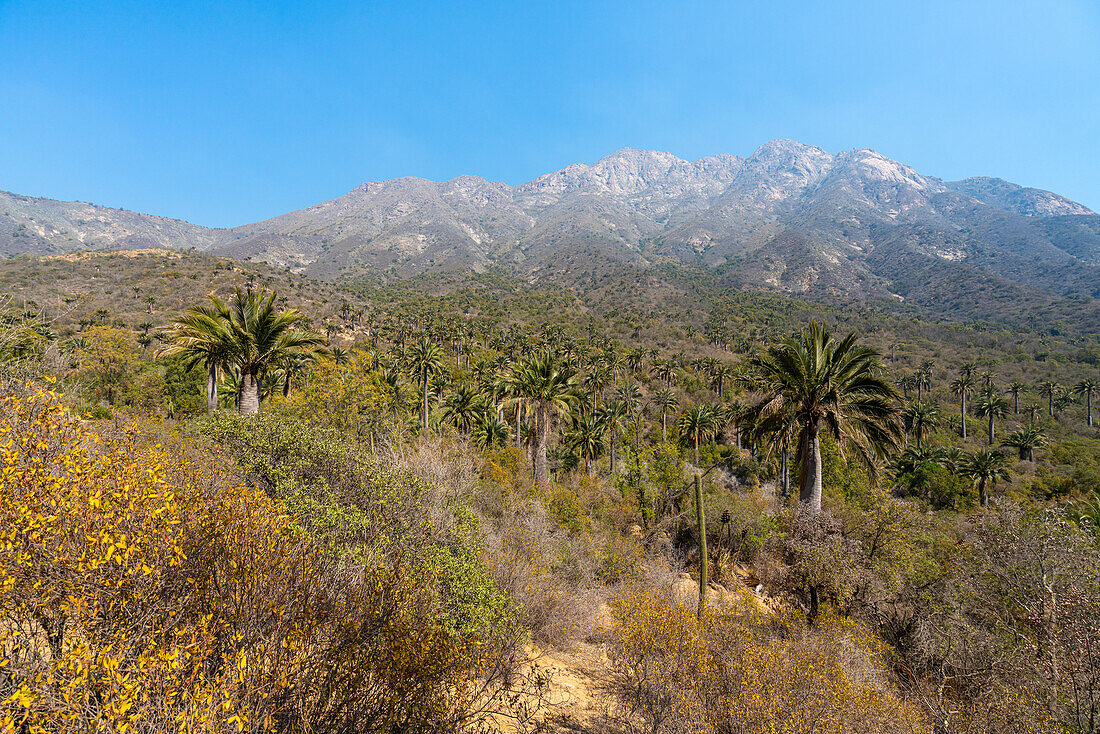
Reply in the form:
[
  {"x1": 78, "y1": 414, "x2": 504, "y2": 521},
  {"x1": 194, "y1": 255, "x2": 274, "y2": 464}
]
[
  {"x1": 0, "y1": 387, "x2": 516, "y2": 732},
  {"x1": 609, "y1": 588, "x2": 929, "y2": 734}
]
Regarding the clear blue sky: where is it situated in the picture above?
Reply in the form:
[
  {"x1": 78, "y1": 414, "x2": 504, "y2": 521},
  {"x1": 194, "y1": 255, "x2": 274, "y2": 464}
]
[{"x1": 1, "y1": 0, "x2": 1097, "y2": 228}]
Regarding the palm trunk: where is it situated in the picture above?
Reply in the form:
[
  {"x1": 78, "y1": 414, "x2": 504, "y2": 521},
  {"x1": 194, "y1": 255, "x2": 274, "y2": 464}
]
[
  {"x1": 239, "y1": 367, "x2": 261, "y2": 415},
  {"x1": 1013, "y1": 391, "x2": 1019, "y2": 414},
  {"x1": 283, "y1": 376, "x2": 291, "y2": 398},
  {"x1": 1087, "y1": 393, "x2": 1093, "y2": 428},
  {"x1": 988, "y1": 413, "x2": 995, "y2": 445},
  {"x1": 421, "y1": 378, "x2": 429, "y2": 431},
  {"x1": 960, "y1": 395, "x2": 967, "y2": 439},
  {"x1": 780, "y1": 446, "x2": 790, "y2": 498},
  {"x1": 661, "y1": 409, "x2": 667, "y2": 443},
  {"x1": 799, "y1": 425, "x2": 823, "y2": 514},
  {"x1": 609, "y1": 433, "x2": 616, "y2": 474},
  {"x1": 206, "y1": 363, "x2": 218, "y2": 413},
  {"x1": 978, "y1": 477, "x2": 989, "y2": 508},
  {"x1": 534, "y1": 404, "x2": 549, "y2": 485},
  {"x1": 694, "y1": 474, "x2": 707, "y2": 620}
]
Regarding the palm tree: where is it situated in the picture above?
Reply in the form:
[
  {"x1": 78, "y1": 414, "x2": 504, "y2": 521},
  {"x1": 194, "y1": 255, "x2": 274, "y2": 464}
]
[
  {"x1": 442, "y1": 383, "x2": 488, "y2": 434},
  {"x1": 709, "y1": 362, "x2": 737, "y2": 398},
  {"x1": 652, "y1": 388, "x2": 678, "y2": 443},
  {"x1": 596, "y1": 400, "x2": 628, "y2": 475},
  {"x1": 974, "y1": 388, "x2": 1010, "y2": 446},
  {"x1": 950, "y1": 373, "x2": 973, "y2": 439},
  {"x1": 473, "y1": 413, "x2": 508, "y2": 449},
  {"x1": 651, "y1": 358, "x2": 677, "y2": 389},
  {"x1": 566, "y1": 411, "x2": 606, "y2": 474},
  {"x1": 507, "y1": 352, "x2": 581, "y2": 485},
  {"x1": 1038, "y1": 381, "x2": 1062, "y2": 418},
  {"x1": 1073, "y1": 378, "x2": 1098, "y2": 428},
  {"x1": 161, "y1": 288, "x2": 324, "y2": 415},
  {"x1": 274, "y1": 351, "x2": 319, "y2": 398},
  {"x1": 1001, "y1": 423, "x2": 1047, "y2": 462},
  {"x1": 585, "y1": 366, "x2": 612, "y2": 413},
  {"x1": 917, "y1": 360, "x2": 935, "y2": 401},
  {"x1": 740, "y1": 321, "x2": 902, "y2": 514},
  {"x1": 158, "y1": 302, "x2": 233, "y2": 413},
  {"x1": 902, "y1": 400, "x2": 940, "y2": 448},
  {"x1": 331, "y1": 346, "x2": 350, "y2": 366},
  {"x1": 961, "y1": 448, "x2": 1010, "y2": 508},
  {"x1": 678, "y1": 404, "x2": 720, "y2": 467},
  {"x1": 1006, "y1": 380, "x2": 1027, "y2": 414},
  {"x1": 408, "y1": 337, "x2": 448, "y2": 431}
]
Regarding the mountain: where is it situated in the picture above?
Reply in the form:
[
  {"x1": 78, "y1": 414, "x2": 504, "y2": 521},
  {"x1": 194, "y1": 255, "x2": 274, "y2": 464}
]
[{"x1": 3, "y1": 141, "x2": 1098, "y2": 311}]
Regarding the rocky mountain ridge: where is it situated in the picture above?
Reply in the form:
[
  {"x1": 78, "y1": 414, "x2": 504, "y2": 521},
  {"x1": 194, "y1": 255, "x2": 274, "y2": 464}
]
[{"x1": 3, "y1": 140, "x2": 1097, "y2": 306}]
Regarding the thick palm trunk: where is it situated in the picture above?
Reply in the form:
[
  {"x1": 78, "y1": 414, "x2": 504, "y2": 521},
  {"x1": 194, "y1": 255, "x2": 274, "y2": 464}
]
[
  {"x1": 534, "y1": 405, "x2": 549, "y2": 485},
  {"x1": 780, "y1": 446, "x2": 790, "y2": 498},
  {"x1": 1088, "y1": 393, "x2": 1093, "y2": 428},
  {"x1": 661, "y1": 409, "x2": 667, "y2": 443},
  {"x1": 978, "y1": 478, "x2": 989, "y2": 508},
  {"x1": 206, "y1": 363, "x2": 218, "y2": 413},
  {"x1": 960, "y1": 395, "x2": 966, "y2": 439},
  {"x1": 239, "y1": 368, "x2": 261, "y2": 415},
  {"x1": 988, "y1": 414, "x2": 995, "y2": 445},
  {"x1": 799, "y1": 426, "x2": 823, "y2": 514}
]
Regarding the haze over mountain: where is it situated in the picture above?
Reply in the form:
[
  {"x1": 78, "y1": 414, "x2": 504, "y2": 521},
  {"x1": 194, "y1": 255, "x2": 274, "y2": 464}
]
[{"x1": 4, "y1": 140, "x2": 1098, "y2": 308}]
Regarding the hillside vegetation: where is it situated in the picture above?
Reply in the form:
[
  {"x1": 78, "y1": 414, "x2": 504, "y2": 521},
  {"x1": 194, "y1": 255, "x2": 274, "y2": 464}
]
[{"x1": 2, "y1": 255, "x2": 1099, "y2": 733}]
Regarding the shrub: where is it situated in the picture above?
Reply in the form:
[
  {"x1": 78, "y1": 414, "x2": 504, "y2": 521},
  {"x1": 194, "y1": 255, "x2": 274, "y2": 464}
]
[
  {"x1": 607, "y1": 588, "x2": 927, "y2": 734},
  {"x1": 0, "y1": 387, "x2": 525, "y2": 732}
]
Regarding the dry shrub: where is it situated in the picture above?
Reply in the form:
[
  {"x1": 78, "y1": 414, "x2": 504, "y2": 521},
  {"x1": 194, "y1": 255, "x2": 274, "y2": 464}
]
[
  {"x1": 0, "y1": 387, "x2": 526, "y2": 733},
  {"x1": 606, "y1": 587, "x2": 928, "y2": 734},
  {"x1": 483, "y1": 505, "x2": 602, "y2": 649}
]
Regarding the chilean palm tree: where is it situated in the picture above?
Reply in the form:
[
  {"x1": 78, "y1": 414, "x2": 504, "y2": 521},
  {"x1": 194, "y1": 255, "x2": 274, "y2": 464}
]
[
  {"x1": 961, "y1": 448, "x2": 1010, "y2": 508},
  {"x1": 950, "y1": 373, "x2": 973, "y2": 439},
  {"x1": 653, "y1": 388, "x2": 678, "y2": 443},
  {"x1": 1074, "y1": 378, "x2": 1098, "y2": 428},
  {"x1": 162, "y1": 288, "x2": 324, "y2": 415},
  {"x1": 158, "y1": 301, "x2": 233, "y2": 413},
  {"x1": 442, "y1": 383, "x2": 488, "y2": 434},
  {"x1": 678, "y1": 404, "x2": 720, "y2": 467},
  {"x1": 1001, "y1": 423, "x2": 1047, "y2": 462},
  {"x1": 740, "y1": 321, "x2": 902, "y2": 514},
  {"x1": 916, "y1": 360, "x2": 935, "y2": 401},
  {"x1": 597, "y1": 400, "x2": 628, "y2": 475},
  {"x1": 1038, "y1": 380, "x2": 1062, "y2": 418},
  {"x1": 974, "y1": 388, "x2": 1010, "y2": 446},
  {"x1": 472, "y1": 414, "x2": 509, "y2": 449},
  {"x1": 651, "y1": 358, "x2": 677, "y2": 389},
  {"x1": 507, "y1": 352, "x2": 581, "y2": 485},
  {"x1": 408, "y1": 337, "x2": 448, "y2": 431},
  {"x1": 566, "y1": 411, "x2": 606, "y2": 474},
  {"x1": 1006, "y1": 380, "x2": 1027, "y2": 414},
  {"x1": 903, "y1": 400, "x2": 940, "y2": 448}
]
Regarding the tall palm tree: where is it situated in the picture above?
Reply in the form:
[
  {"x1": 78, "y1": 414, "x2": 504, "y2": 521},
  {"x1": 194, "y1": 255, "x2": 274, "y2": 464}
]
[
  {"x1": 651, "y1": 358, "x2": 677, "y2": 389},
  {"x1": 1038, "y1": 381, "x2": 1062, "y2": 418},
  {"x1": 408, "y1": 337, "x2": 448, "y2": 431},
  {"x1": 1074, "y1": 378, "x2": 1098, "y2": 428},
  {"x1": 566, "y1": 411, "x2": 606, "y2": 474},
  {"x1": 917, "y1": 360, "x2": 935, "y2": 401},
  {"x1": 653, "y1": 388, "x2": 678, "y2": 443},
  {"x1": 472, "y1": 413, "x2": 508, "y2": 449},
  {"x1": 974, "y1": 388, "x2": 1010, "y2": 446},
  {"x1": 158, "y1": 302, "x2": 233, "y2": 413},
  {"x1": 507, "y1": 352, "x2": 581, "y2": 485},
  {"x1": 678, "y1": 404, "x2": 720, "y2": 467},
  {"x1": 741, "y1": 321, "x2": 902, "y2": 514},
  {"x1": 961, "y1": 448, "x2": 1010, "y2": 508},
  {"x1": 950, "y1": 373, "x2": 973, "y2": 439},
  {"x1": 1006, "y1": 380, "x2": 1027, "y2": 414},
  {"x1": 1001, "y1": 423, "x2": 1047, "y2": 462},
  {"x1": 902, "y1": 400, "x2": 940, "y2": 448},
  {"x1": 596, "y1": 400, "x2": 628, "y2": 475}
]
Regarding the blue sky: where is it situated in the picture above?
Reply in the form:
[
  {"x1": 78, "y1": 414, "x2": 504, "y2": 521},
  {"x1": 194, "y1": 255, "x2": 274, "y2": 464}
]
[{"x1": 0, "y1": 0, "x2": 1097, "y2": 228}]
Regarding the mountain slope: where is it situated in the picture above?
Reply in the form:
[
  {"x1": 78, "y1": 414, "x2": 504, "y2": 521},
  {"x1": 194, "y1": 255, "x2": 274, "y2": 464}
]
[{"x1": 3, "y1": 141, "x2": 1097, "y2": 308}]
